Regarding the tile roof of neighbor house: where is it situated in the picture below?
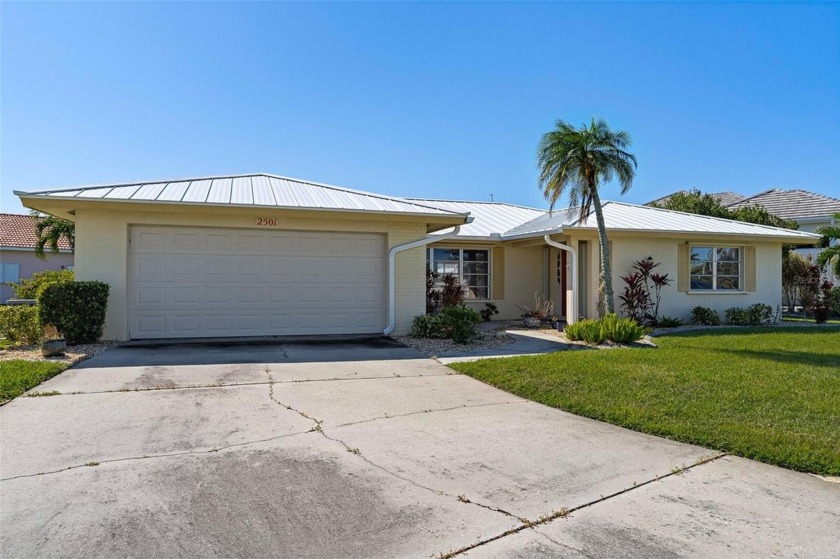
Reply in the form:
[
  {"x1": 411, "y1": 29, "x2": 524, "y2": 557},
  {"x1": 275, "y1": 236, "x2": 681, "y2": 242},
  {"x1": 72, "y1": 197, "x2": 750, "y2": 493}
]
[
  {"x1": 501, "y1": 201, "x2": 820, "y2": 241},
  {"x1": 0, "y1": 213, "x2": 73, "y2": 250},
  {"x1": 14, "y1": 173, "x2": 468, "y2": 218},
  {"x1": 725, "y1": 189, "x2": 840, "y2": 220},
  {"x1": 648, "y1": 190, "x2": 747, "y2": 207},
  {"x1": 404, "y1": 199, "x2": 545, "y2": 238}
]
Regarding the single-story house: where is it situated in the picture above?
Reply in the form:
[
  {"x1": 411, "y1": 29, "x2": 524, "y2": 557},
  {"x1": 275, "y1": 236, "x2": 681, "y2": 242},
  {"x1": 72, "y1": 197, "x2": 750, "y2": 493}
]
[
  {"x1": 16, "y1": 173, "x2": 820, "y2": 341},
  {"x1": 0, "y1": 213, "x2": 74, "y2": 303}
]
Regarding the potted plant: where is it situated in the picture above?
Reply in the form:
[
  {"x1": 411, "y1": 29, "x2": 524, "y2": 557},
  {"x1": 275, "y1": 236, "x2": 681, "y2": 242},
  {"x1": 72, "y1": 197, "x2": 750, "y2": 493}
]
[{"x1": 41, "y1": 323, "x2": 66, "y2": 357}]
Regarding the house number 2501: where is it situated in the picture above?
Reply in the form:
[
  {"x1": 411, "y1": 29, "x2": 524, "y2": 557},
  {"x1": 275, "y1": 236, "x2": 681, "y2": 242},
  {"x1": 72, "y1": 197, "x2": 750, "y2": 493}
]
[{"x1": 255, "y1": 217, "x2": 277, "y2": 227}]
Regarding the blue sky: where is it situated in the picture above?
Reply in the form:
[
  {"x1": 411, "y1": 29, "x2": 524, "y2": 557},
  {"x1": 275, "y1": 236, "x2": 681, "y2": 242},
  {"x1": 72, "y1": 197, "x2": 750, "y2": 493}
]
[{"x1": 2, "y1": 2, "x2": 838, "y2": 214}]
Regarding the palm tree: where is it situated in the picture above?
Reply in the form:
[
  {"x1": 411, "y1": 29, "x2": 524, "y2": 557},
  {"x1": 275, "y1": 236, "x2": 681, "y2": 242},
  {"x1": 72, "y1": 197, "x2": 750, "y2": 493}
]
[
  {"x1": 537, "y1": 118, "x2": 637, "y2": 314},
  {"x1": 32, "y1": 212, "x2": 75, "y2": 259},
  {"x1": 816, "y1": 212, "x2": 840, "y2": 277}
]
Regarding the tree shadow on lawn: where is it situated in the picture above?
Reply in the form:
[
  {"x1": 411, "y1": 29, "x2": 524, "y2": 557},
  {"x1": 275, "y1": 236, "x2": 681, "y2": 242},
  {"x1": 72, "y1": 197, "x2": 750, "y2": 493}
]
[{"x1": 711, "y1": 347, "x2": 840, "y2": 370}]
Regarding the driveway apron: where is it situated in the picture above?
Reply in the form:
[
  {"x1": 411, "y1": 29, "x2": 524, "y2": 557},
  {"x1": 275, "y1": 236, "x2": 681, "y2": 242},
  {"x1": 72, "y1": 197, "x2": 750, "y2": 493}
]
[{"x1": 1, "y1": 339, "x2": 837, "y2": 558}]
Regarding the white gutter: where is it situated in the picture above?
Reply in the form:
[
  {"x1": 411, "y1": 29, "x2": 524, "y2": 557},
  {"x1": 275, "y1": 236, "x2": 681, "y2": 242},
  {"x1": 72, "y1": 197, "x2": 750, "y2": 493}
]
[
  {"x1": 383, "y1": 222, "x2": 469, "y2": 335},
  {"x1": 544, "y1": 234, "x2": 578, "y2": 325}
]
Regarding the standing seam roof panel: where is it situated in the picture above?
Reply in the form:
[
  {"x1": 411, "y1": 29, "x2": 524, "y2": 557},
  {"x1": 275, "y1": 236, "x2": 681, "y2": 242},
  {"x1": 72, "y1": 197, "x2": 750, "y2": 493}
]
[
  {"x1": 207, "y1": 178, "x2": 232, "y2": 204},
  {"x1": 182, "y1": 180, "x2": 213, "y2": 203},
  {"x1": 250, "y1": 175, "x2": 277, "y2": 206},
  {"x1": 230, "y1": 177, "x2": 253, "y2": 205},
  {"x1": 131, "y1": 182, "x2": 169, "y2": 200},
  {"x1": 267, "y1": 178, "x2": 300, "y2": 207},
  {"x1": 158, "y1": 181, "x2": 192, "y2": 202},
  {"x1": 77, "y1": 187, "x2": 113, "y2": 199},
  {"x1": 105, "y1": 184, "x2": 143, "y2": 199}
]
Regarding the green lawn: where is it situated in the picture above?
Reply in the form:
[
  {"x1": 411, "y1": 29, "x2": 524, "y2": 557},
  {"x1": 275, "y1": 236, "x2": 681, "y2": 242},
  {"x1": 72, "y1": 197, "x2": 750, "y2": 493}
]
[
  {"x1": 0, "y1": 360, "x2": 68, "y2": 403},
  {"x1": 450, "y1": 327, "x2": 840, "y2": 475}
]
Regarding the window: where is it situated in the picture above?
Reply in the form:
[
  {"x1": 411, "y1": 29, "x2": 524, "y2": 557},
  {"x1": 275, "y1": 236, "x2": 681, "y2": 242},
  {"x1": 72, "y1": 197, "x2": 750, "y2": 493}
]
[
  {"x1": 690, "y1": 246, "x2": 741, "y2": 290},
  {"x1": 0, "y1": 263, "x2": 20, "y2": 284},
  {"x1": 427, "y1": 248, "x2": 490, "y2": 299}
]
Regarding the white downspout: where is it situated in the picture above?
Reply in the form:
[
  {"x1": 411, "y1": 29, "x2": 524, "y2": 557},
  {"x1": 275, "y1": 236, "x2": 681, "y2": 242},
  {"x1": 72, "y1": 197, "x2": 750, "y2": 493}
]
[
  {"x1": 383, "y1": 223, "x2": 468, "y2": 335},
  {"x1": 544, "y1": 234, "x2": 578, "y2": 325}
]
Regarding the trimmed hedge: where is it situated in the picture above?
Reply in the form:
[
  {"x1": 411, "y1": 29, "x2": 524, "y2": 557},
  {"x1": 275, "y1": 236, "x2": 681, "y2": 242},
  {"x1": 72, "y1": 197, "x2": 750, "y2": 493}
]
[
  {"x1": 0, "y1": 306, "x2": 42, "y2": 344},
  {"x1": 38, "y1": 281, "x2": 109, "y2": 344}
]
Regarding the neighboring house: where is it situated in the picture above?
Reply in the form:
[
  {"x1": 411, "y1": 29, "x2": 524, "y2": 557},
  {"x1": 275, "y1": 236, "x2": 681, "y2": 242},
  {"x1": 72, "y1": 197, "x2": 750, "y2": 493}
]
[
  {"x1": 16, "y1": 174, "x2": 819, "y2": 341},
  {"x1": 0, "y1": 213, "x2": 74, "y2": 303},
  {"x1": 727, "y1": 189, "x2": 840, "y2": 283}
]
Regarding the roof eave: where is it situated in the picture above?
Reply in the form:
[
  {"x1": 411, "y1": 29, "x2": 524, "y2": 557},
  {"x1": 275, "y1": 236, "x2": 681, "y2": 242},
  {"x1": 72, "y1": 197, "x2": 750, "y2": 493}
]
[
  {"x1": 16, "y1": 193, "x2": 469, "y2": 223},
  {"x1": 563, "y1": 225, "x2": 821, "y2": 244}
]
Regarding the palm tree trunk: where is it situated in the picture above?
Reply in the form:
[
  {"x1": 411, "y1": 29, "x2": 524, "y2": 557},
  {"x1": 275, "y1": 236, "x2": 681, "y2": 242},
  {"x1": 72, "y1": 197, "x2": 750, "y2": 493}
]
[{"x1": 590, "y1": 188, "x2": 615, "y2": 314}]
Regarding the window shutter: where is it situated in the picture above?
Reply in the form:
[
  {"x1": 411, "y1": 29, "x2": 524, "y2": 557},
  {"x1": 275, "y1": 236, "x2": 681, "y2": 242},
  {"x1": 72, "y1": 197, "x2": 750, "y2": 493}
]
[
  {"x1": 492, "y1": 247, "x2": 505, "y2": 300},
  {"x1": 677, "y1": 244, "x2": 689, "y2": 292},
  {"x1": 744, "y1": 246, "x2": 756, "y2": 292}
]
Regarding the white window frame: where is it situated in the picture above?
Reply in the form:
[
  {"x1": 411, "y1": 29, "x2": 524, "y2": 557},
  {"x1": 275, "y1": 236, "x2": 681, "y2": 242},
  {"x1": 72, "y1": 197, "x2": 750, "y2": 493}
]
[
  {"x1": 427, "y1": 247, "x2": 492, "y2": 301},
  {"x1": 1, "y1": 263, "x2": 21, "y2": 284},
  {"x1": 689, "y1": 245, "x2": 743, "y2": 291}
]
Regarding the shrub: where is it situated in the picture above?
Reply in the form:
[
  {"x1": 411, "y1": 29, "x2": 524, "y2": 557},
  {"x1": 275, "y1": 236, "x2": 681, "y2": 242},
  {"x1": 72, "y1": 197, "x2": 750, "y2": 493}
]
[
  {"x1": 564, "y1": 314, "x2": 647, "y2": 344},
  {"x1": 411, "y1": 304, "x2": 481, "y2": 343},
  {"x1": 809, "y1": 281, "x2": 835, "y2": 324},
  {"x1": 691, "y1": 306, "x2": 721, "y2": 326},
  {"x1": 440, "y1": 304, "x2": 481, "y2": 344},
  {"x1": 8, "y1": 269, "x2": 74, "y2": 300},
  {"x1": 656, "y1": 315, "x2": 683, "y2": 328},
  {"x1": 618, "y1": 257, "x2": 672, "y2": 325},
  {"x1": 725, "y1": 303, "x2": 773, "y2": 326},
  {"x1": 518, "y1": 292, "x2": 555, "y2": 320},
  {"x1": 411, "y1": 314, "x2": 445, "y2": 339},
  {"x1": 600, "y1": 314, "x2": 647, "y2": 344},
  {"x1": 38, "y1": 281, "x2": 109, "y2": 344},
  {"x1": 425, "y1": 270, "x2": 465, "y2": 314},
  {"x1": 564, "y1": 319, "x2": 606, "y2": 344},
  {"x1": 0, "y1": 306, "x2": 42, "y2": 344},
  {"x1": 440, "y1": 273, "x2": 465, "y2": 310},
  {"x1": 830, "y1": 286, "x2": 840, "y2": 316},
  {"x1": 480, "y1": 302, "x2": 499, "y2": 322}
]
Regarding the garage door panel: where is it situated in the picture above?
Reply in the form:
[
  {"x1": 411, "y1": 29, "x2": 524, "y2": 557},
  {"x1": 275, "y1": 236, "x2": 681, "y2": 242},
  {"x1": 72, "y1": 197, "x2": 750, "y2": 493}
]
[
  {"x1": 172, "y1": 286, "x2": 199, "y2": 304},
  {"x1": 129, "y1": 226, "x2": 386, "y2": 338}
]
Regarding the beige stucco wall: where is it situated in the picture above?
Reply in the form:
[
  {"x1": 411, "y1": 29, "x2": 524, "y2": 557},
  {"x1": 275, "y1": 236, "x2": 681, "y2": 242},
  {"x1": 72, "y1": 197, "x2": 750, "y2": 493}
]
[
  {"x1": 426, "y1": 234, "x2": 787, "y2": 325},
  {"x1": 0, "y1": 249, "x2": 74, "y2": 302},
  {"x1": 606, "y1": 236, "x2": 783, "y2": 321},
  {"x1": 74, "y1": 208, "x2": 428, "y2": 340},
  {"x1": 427, "y1": 240, "x2": 545, "y2": 321}
]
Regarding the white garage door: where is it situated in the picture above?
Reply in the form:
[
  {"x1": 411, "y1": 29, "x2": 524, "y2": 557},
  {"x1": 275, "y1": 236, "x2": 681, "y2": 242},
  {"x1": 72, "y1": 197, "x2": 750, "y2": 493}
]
[{"x1": 129, "y1": 226, "x2": 386, "y2": 339}]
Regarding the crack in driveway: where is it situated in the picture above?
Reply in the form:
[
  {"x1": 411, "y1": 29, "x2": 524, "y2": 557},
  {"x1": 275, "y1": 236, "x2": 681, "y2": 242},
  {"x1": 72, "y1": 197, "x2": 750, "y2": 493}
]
[{"x1": 434, "y1": 452, "x2": 727, "y2": 558}]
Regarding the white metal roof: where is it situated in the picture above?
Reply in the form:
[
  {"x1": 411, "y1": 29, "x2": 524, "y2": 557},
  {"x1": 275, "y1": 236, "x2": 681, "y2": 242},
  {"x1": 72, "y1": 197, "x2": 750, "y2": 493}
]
[
  {"x1": 504, "y1": 201, "x2": 821, "y2": 241},
  {"x1": 15, "y1": 173, "x2": 466, "y2": 218},
  {"x1": 404, "y1": 199, "x2": 544, "y2": 238}
]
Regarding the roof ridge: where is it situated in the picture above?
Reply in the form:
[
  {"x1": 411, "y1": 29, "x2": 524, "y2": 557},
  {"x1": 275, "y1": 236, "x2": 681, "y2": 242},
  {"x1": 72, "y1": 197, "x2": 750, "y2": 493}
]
[
  {"x1": 257, "y1": 175, "x2": 466, "y2": 215},
  {"x1": 405, "y1": 197, "x2": 545, "y2": 212},
  {"x1": 725, "y1": 188, "x2": 778, "y2": 206}
]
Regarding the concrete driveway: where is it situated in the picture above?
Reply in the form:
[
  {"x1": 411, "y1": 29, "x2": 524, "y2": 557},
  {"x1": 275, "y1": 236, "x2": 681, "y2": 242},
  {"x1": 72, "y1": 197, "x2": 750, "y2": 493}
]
[{"x1": 1, "y1": 339, "x2": 837, "y2": 558}]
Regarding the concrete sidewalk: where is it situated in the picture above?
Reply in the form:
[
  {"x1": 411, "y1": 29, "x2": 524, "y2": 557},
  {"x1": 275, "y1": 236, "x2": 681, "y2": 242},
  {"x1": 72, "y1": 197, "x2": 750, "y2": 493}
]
[{"x1": 1, "y1": 341, "x2": 837, "y2": 558}]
